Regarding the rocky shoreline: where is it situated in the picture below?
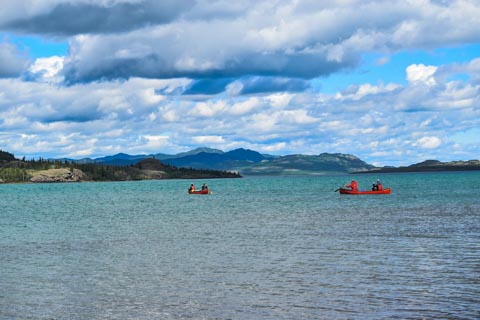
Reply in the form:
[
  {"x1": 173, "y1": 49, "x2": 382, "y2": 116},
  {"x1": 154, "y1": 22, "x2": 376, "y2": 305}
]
[{"x1": 29, "y1": 168, "x2": 85, "y2": 183}]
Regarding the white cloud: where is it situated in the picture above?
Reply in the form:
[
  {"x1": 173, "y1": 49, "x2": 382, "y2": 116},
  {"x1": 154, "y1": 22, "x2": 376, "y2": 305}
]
[
  {"x1": 279, "y1": 110, "x2": 317, "y2": 124},
  {"x1": 416, "y1": 136, "x2": 442, "y2": 149},
  {"x1": 2, "y1": 1, "x2": 480, "y2": 84},
  {"x1": 261, "y1": 142, "x2": 287, "y2": 153},
  {"x1": 138, "y1": 88, "x2": 164, "y2": 105},
  {"x1": 41, "y1": 1, "x2": 477, "y2": 83},
  {"x1": 192, "y1": 135, "x2": 225, "y2": 144},
  {"x1": 266, "y1": 93, "x2": 293, "y2": 108},
  {"x1": 337, "y1": 82, "x2": 400, "y2": 101},
  {"x1": 161, "y1": 109, "x2": 178, "y2": 122},
  {"x1": 248, "y1": 113, "x2": 277, "y2": 132},
  {"x1": 1, "y1": 1, "x2": 480, "y2": 165},
  {"x1": 189, "y1": 100, "x2": 227, "y2": 117},
  {"x1": 1, "y1": 63, "x2": 478, "y2": 164},
  {"x1": 141, "y1": 135, "x2": 169, "y2": 149},
  {"x1": 0, "y1": 41, "x2": 29, "y2": 77},
  {"x1": 228, "y1": 97, "x2": 261, "y2": 115},
  {"x1": 29, "y1": 56, "x2": 64, "y2": 83},
  {"x1": 406, "y1": 64, "x2": 438, "y2": 86}
]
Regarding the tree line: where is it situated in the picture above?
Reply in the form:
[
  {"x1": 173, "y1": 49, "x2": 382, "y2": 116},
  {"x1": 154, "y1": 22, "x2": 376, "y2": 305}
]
[{"x1": 0, "y1": 150, "x2": 241, "y2": 183}]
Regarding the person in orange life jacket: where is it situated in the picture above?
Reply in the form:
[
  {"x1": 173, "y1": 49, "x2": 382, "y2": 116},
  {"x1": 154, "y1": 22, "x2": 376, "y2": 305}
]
[
  {"x1": 189, "y1": 184, "x2": 195, "y2": 192},
  {"x1": 346, "y1": 180, "x2": 358, "y2": 192}
]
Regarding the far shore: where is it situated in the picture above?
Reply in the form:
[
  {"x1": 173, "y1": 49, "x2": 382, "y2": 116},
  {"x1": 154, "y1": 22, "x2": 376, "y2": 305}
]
[{"x1": 353, "y1": 165, "x2": 480, "y2": 174}]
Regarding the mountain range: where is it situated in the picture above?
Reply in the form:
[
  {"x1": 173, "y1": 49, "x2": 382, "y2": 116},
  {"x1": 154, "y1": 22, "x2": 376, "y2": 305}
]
[
  {"x1": 57, "y1": 148, "x2": 376, "y2": 175},
  {"x1": 7, "y1": 147, "x2": 480, "y2": 176}
]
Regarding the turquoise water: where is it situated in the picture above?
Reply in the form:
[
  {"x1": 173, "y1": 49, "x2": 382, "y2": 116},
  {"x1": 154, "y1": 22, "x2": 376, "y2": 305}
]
[{"x1": 1, "y1": 172, "x2": 479, "y2": 319}]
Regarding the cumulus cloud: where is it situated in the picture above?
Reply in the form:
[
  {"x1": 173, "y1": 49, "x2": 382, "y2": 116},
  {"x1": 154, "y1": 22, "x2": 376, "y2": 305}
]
[
  {"x1": 1, "y1": 1, "x2": 480, "y2": 165},
  {"x1": 140, "y1": 135, "x2": 170, "y2": 149},
  {"x1": 0, "y1": 41, "x2": 29, "y2": 77},
  {"x1": 406, "y1": 64, "x2": 438, "y2": 86},
  {"x1": 28, "y1": 56, "x2": 64, "y2": 83},
  {"x1": 416, "y1": 136, "x2": 442, "y2": 149},
  {"x1": 0, "y1": 61, "x2": 477, "y2": 163},
  {"x1": 437, "y1": 57, "x2": 480, "y2": 84},
  {"x1": 228, "y1": 97, "x2": 261, "y2": 115},
  {"x1": 61, "y1": 27, "x2": 354, "y2": 83},
  {"x1": 0, "y1": 0, "x2": 192, "y2": 35},
  {"x1": 192, "y1": 135, "x2": 226, "y2": 144},
  {"x1": 1, "y1": 1, "x2": 479, "y2": 86},
  {"x1": 45, "y1": 0, "x2": 480, "y2": 84}
]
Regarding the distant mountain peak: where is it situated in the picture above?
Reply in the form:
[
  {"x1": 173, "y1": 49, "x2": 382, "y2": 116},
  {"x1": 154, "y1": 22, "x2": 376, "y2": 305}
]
[
  {"x1": 112, "y1": 152, "x2": 133, "y2": 158},
  {"x1": 319, "y1": 152, "x2": 360, "y2": 160},
  {"x1": 192, "y1": 147, "x2": 224, "y2": 153},
  {"x1": 225, "y1": 148, "x2": 265, "y2": 162},
  {"x1": 237, "y1": 152, "x2": 375, "y2": 175},
  {"x1": 176, "y1": 147, "x2": 224, "y2": 157},
  {"x1": 410, "y1": 159, "x2": 441, "y2": 167}
]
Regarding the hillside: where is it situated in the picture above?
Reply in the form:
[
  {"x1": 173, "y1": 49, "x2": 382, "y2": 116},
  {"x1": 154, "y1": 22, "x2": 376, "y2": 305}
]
[
  {"x1": 133, "y1": 158, "x2": 240, "y2": 179},
  {"x1": 162, "y1": 148, "x2": 273, "y2": 171},
  {"x1": 152, "y1": 149, "x2": 375, "y2": 175},
  {"x1": 0, "y1": 152, "x2": 241, "y2": 183},
  {"x1": 239, "y1": 153, "x2": 376, "y2": 175},
  {"x1": 355, "y1": 159, "x2": 480, "y2": 173}
]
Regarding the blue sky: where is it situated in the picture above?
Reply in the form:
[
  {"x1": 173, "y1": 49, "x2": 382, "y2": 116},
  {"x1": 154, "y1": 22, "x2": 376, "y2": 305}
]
[
  {"x1": 3, "y1": 33, "x2": 68, "y2": 58},
  {"x1": 0, "y1": 0, "x2": 479, "y2": 166},
  {"x1": 317, "y1": 44, "x2": 480, "y2": 93}
]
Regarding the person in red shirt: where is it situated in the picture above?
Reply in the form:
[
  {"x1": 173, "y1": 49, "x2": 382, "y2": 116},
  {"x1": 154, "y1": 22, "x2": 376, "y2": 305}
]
[{"x1": 346, "y1": 180, "x2": 358, "y2": 192}]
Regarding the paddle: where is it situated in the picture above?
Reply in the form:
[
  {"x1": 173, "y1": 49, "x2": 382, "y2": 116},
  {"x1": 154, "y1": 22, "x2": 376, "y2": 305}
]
[{"x1": 335, "y1": 185, "x2": 346, "y2": 192}]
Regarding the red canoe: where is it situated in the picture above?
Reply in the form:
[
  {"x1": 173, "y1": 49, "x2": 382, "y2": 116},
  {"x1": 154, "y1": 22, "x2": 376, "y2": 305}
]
[
  {"x1": 339, "y1": 188, "x2": 391, "y2": 195},
  {"x1": 188, "y1": 190, "x2": 210, "y2": 194}
]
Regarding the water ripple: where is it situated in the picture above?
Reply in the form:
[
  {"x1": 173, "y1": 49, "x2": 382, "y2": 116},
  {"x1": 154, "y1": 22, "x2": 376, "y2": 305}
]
[{"x1": 1, "y1": 173, "x2": 479, "y2": 319}]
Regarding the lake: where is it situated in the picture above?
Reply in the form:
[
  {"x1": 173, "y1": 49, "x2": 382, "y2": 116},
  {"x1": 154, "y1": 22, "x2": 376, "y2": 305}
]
[{"x1": 1, "y1": 172, "x2": 479, "y2": 319}]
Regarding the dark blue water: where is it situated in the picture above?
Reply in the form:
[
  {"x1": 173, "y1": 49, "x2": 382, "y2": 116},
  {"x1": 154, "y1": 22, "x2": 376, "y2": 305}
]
[{"x1": 1, "y1": 172, "x2": 479, "y2": 319}]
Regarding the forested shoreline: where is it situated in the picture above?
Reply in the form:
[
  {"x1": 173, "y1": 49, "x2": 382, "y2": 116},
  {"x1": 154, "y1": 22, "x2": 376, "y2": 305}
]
[{"x1": 0, "y1": 150, "x2": 241, "y2": 183}]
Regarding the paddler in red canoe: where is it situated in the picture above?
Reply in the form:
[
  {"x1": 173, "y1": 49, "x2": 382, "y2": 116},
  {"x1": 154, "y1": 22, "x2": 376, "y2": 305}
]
[
  {"x1": 372, "y1": 179, "x2": 383, "y2": 191},
  {"x1": 345, "y1": 180, "x2": 358, "y2": 192}
]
